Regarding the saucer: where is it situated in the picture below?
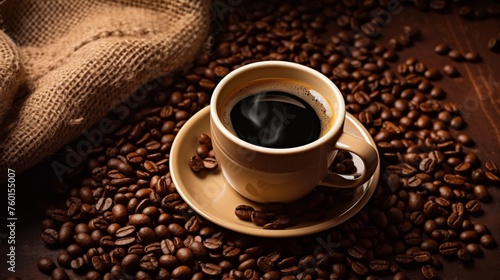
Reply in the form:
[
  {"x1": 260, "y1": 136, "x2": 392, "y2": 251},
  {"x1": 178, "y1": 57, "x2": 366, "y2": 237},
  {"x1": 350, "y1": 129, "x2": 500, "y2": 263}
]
[{"x1": 170, "y1": 106, "x2": 380, "y2": 238}]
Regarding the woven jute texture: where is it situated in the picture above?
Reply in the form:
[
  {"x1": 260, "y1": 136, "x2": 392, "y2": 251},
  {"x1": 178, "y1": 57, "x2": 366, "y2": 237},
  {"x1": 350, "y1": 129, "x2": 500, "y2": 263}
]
[{"x1": 0, "y1": 0, "x2": 210, "y2": 175}]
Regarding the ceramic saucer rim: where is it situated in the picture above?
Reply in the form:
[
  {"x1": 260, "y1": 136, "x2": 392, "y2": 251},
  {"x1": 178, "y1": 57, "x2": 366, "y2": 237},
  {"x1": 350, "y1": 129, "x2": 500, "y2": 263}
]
[{"x1": 170, "y1": 106, "x2": 380, "y2": 238}]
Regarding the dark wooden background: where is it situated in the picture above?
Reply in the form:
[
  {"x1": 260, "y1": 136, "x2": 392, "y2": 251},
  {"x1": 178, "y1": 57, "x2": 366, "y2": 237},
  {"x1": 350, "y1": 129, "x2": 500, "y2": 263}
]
[{"x1": 1, "y1": 2, "x2": 500, "y2": 279}]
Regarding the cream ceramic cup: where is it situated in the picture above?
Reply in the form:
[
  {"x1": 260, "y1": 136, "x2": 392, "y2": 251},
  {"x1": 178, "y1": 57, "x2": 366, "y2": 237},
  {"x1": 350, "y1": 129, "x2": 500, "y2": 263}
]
[{"x1": 210, "y1": 61, "x2": 378, "y2": 203}]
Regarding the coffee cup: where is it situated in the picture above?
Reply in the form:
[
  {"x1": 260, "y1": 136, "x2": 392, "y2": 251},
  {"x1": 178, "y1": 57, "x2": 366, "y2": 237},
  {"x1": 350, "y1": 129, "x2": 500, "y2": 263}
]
[{"x1": 210, "y1": 61, "x2": 378, "y2": 203}]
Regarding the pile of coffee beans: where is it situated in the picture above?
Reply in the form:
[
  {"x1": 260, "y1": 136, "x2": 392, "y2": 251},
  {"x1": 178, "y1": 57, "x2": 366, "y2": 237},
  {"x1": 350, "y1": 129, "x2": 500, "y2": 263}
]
[
  {"x1": 37, "y1": 0, "x2": 499, "y2": 279},
  {"x1": 189, "y1": 133, "x2": 218, "y2": 173}
]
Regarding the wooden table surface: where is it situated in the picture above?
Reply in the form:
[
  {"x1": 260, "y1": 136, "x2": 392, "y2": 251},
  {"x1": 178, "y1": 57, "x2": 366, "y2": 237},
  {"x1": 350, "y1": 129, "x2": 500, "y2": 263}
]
[{"x1": 2, "y1": 2, "x2": 500, "y2": 279}]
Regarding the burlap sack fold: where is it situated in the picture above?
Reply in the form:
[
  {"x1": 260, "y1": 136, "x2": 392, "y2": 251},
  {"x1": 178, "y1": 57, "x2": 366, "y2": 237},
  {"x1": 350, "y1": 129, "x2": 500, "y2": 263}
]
[{"x1": 0, "y1": 0, "x2": 211, "y2": 175}]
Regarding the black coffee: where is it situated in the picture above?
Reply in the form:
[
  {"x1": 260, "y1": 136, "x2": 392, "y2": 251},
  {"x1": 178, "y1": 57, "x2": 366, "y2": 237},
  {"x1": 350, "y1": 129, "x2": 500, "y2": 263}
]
[
  {"x1": 224, "y1": 79, "x2": 331, "y2": 148},
  {"x1": 230, "y1": 91, "x2": 320, "y2": 148}
]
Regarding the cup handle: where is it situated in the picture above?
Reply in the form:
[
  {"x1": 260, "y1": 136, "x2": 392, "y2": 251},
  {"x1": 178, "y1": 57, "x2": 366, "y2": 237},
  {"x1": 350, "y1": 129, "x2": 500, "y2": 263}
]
[{"x1": 319, "y1": 132, "x2": 379, "y2": 188}]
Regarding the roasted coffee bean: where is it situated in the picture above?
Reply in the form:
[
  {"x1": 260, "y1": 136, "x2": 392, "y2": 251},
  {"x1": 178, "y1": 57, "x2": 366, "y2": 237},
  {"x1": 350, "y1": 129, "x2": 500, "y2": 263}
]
[
  {"x1": 250, "y1": 210, "x2": 270, "y2": 227},
  {"x1": 201, "y1": 263, "x2": 222, "y2": 276},
  {"x1": 439, "y1": 241, "x2": 461, "y2": 256},
  {"x1": 404, "y1": 232, "x2": 422, "y2": 245},
  {"x1": 140, "y1": 253, "x2": 159, "y2": 271},
  {"x1": 189, "y1": 155, "x2": 205, "y2": 173},
  {"x1": 234, "y1": 205, "x2": 254, "y2": 221},
  {"x1": 465, "y1": 200, "x2": 481, "y2": 214},
  {"x1": 480, "y1": 234, "x2": 497, "y2": 248},
  {"x1": 434, "y1": 44, "x2": 450, "y2": 54},
  {"x1": 37, "y1": 257, "x2": 57, "y2": 275},
  {"x1": 115, "y1": 236, "x2": 136, "y2": 246},
  {"x1": 137, "y1": 227, "x2": 156, "y2": 245},
  {"x1": 369, "y1": 259, "x2": 390, "y2": 272},
  {"x1": 473, "y1": 185, "x2": 491, "y2": 202},
  {"x1": 51, "y1": 209, "x2": 69, "y2": 223},
  {"x1": 457, "y1": 248, "x2": 472, "y2": 263},
  {"x1": 57, "y1": 252, "x2": 72, "y2": 268},
  {"x1": 485, "y1": 171, "x2": 500, "y2": 184},
  {"x1": 203, "y1": 238, "x2": 223, "y2": 251},
  {"x1": 442, "y1": 64, "x2": 459, "y2": 77},
  {"x1": 202, "y1": 157, "x2": 218, "y2": 170},
  {"x1": 51, "y1": 267, "x2": 70, "y2": 280},
  {"x1": 489, "y1": 37, "x2": 500, "y2": 52},
  {"x1": 176, "y1": 247, "x2": 194, "y2": 265},
  {"x1": 421, "y1": 264, "x2": 438, "y2": 279},
  {"x1": 395, "y1": 254, "x2": 414, "y2": 265},
  {"x1": 115, "y1": 225, "x2": 136, "y2": 238},
  {"x1": 41, "y1": 228, "x2": 59, "y2": 246},
  {"x1": 70, "y1": 257, "x2": 87, "y2": 274},
  {"x1": 129, "y1": 214, "x2": 151, "y2": 227},
  {"x1": 351, "y1": 261, "x2": 369, "y2": 276},
  {"x1": 420, "y1": 239, "x2": 439, "y2": 253},
  {"x1": 424, "y1": 68, "x2": 441, "y2": 80},
  {"x1": 464, "y1": 51, "x2": 481, "y2": 62},
  {"x1": 121, "y1": 254, "x2": 140, "y2": 275},
  {"x1": 347, "y1": 245, "x2": 367, "y2": 259},
  {"x1": 413, "y1": 251, "x2": 431, "y2": 263},
  {"x1": 75, "y1": 232, "x2": 95, "y2": 249},
  {"x1": 448, "y1": 49, "x2": 463, "y2": 61},
  {"x1": 465, "y1": 243, "x2": 483, "y2": 257},
  {"x1": 160, "y1": 239, "x2": 176, "y2": 255}
]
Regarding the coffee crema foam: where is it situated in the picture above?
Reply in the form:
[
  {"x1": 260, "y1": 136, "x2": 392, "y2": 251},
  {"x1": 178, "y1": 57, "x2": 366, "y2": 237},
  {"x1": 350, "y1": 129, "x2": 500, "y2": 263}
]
[{"x1": 221, "y1": 78, "x2": 334, "y2": 140}]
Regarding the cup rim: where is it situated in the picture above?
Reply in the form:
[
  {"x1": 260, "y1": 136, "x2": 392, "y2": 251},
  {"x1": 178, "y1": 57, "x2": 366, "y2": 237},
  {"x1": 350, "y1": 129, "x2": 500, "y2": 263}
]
[{"x1": 210, "y1": 61, "x2": 346, "y2": 154}]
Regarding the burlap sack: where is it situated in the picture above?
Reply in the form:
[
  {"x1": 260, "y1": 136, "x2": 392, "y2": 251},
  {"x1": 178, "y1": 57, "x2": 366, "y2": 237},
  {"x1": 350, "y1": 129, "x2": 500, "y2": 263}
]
[{"x1": 0, "y1": 0, "x2": 211, "y2": 175}]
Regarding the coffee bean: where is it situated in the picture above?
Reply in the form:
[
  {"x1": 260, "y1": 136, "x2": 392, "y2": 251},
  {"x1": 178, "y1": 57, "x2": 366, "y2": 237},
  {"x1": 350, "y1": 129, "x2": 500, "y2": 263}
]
[
  {"x1": 203, "y1": 237, "x2": 223, "y2": 251},
  {"x1": 37, "y1": 257, "x2": 56, "y2": 275},
  {"x1": 395, "y1": 254, "x2": 414, "y2": 265},
  {"x1": 84, "y1": 271, "x2": 102, "y2": 280},
  {"x1": 480, "y1": 234, "x2": 497, "y2": 249},
  {"x1": 465, "y1": 200, "x2": 481, "y2": 214},
  {"x1": 442, "y1": 64, "x2": 459, "y2": 77},
  {"x1": 41, "y1": 228, "x2": 59, "y2": 246},
  {"x1": 434, "y1": 44, "x2": 450, "y2": 54},
  {"x1": 413, "y1": 251, "x2": 431, "y2": 263},
  {"x1": 129, "y1": 214, "x2": 151, "y2": 227},
  {"x1": 424, "y1": 68, "x2": 441, "y2": 80},
  {"x1": 121, "y1": 254, "x2": 140, "y2": 275},
  {"x1": 485, "y1": 171, "x2": 500, "y2": 184},
  {"x1": 488, "y1": 37, "x2": 500, "y2": 52},
  {"x1": 250, "y1": 210, "x2": 270, "y2": 227},
  {"x1": 58, "y1": 223, "x2": 75, "y2": 245},
  {"x1": 202, "y1": 157, "x2": 218, "y2": 170},
  {"x1": 439, "y1": 241, "x2": 461, "y2": 256},
  {"x1": 404, "y1": 232, "x2": 422, "y2": 246},
  {"x1": 75, "y1": 232, "x2": 95, "y2": 249},
  {"x1": 351, "y1": 261, "x2": 369, "y2": 276},
  {"x1": 56, "y1": 252, "x2": 72, "y2": 268},
  {"x1": 465, "y1": 243, "x2": 483, "y2": 257},
  {"x1": 448, "y1": 49, "x2": 463, "y2": 61},
  {"x1": 234, "y1": 205, "x2": 254, "y2": 221},
  {"x1": 369, "y1": 259, "x2": 390, "y2": 272},
  {"x1": 464, "y1": 51, "x2": 481, "y2": 62},
  {"x1": 473, "y1": 185, "x2": 491, "y2": 202},
  {"x1": 420, "y1": 239, "x2": 439, "y2": 253},
  {"x1": 71, "y1": 257, "x2": 88, "y2": 274},
  {"x1": 115, "y1": 236, "x2": 136, "y2": 247},
  {"x1": 421, "y1": 265, "x2": 437, "y2": 279},
  {"x1": 51, "y1": 267, "x2": 70, "y2": 280},
  {"x1": 456, "y1": 248, "x2": 472, "y2": 263},
  {"x1": 348, "y1": 245, "x2": 367, "y2": 259},
  {"x1": 189, "y1": 155, "x2": 205, "y2": 173}
]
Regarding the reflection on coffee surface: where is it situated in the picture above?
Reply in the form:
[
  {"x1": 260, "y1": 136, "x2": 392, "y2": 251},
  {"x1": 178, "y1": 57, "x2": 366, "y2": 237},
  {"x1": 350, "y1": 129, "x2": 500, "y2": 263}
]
[{"x1": 222, "y1": 78, "x2": 332, "y2": 148}]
